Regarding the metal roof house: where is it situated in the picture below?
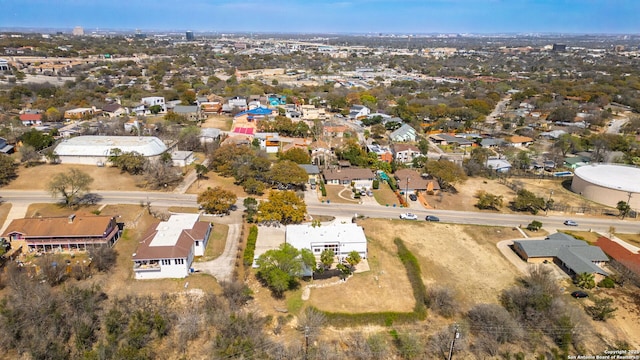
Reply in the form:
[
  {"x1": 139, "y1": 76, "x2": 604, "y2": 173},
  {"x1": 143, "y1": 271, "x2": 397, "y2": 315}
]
[
  {"x1": 513, "y1": 232, "x2": 609, "y2": 280},
  {"x1": 389, "y1": 124, "x2": 417, "y2": 142},
  {"x1": 54, "y1": 135, "x2": 170, "y2": 165}
]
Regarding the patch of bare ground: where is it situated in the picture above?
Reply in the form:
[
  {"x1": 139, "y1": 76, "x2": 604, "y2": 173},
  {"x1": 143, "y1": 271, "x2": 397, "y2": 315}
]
[
  {"x1": 411, "y1": 222, "x2": 521, "y2": 308},
  {"x1": 202, "y1": 114, "x2": 233, "y2": 131},
  {"x1": 186, "y1": 172, "x2": 268, "y2": 200},
  {"x1": 307, "y1": 235, "x2": 416, "y2": 313},
  {"x1": 0, "y1": 202, "x2": 11, "y2": 228},
  {"x1": 432, "y1": 177, "x2": 616, "y2": 216},
  {"x1": 4, "y1": 164, "x2": 146, "y2": 191}
]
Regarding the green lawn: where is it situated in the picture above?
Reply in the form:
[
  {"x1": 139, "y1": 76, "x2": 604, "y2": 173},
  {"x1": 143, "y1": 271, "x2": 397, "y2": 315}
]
[
  {"x1": 373, "y1": 182, "x2": 401, "y2": 207},
  {"x1": 198, "y1": 223, "x2": 229, "y2": 261}
]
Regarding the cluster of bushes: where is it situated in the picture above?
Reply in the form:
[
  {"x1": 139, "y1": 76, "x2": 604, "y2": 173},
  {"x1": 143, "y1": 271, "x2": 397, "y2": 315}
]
[
  {"x1": 319, "y1": 180, "x2": 327, "y2": 197},
  {"x1": 242, "y1": 225, "x2": 258, "y2": 266}
]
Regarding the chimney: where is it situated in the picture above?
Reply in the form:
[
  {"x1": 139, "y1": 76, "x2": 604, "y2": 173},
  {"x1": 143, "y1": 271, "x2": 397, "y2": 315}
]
[{"x1": 68, "y1": 214, "x2": 76, "y2": 224}]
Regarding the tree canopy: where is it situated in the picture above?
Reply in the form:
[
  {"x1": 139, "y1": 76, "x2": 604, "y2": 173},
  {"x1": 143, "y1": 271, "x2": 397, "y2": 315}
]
[
  {"x1": 197, "y1": 186, "x2": 238, "y2": 215},
  {"x1": 257, "y1": 190, "x2": 306, "y2": 224},
  {"x1": 47, "y1": 168, "x2": 94, "y2": 206}
]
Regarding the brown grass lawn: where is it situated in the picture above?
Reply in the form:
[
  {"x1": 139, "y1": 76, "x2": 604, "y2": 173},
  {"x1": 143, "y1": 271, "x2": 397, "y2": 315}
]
[
  {"x1": 197, "y1": 223, "x2": 229, "y2": 261},
  {"x1": 167, "y1": 206, "x2": 200, "y2": 213},
  {"x1": 0, "y1": 202, "x2": 11, "y2": 229},
  {"x1": 323, "y1": 185, "x2": 360, "y2": 204},
  {"x1": 434, "y1": 177, "x2": 616, "y2": 216},
  {"x1": 4, "y1": 164, "x2": 146, "y2": 191},
  {"x1": 614, "y1": 233, "x2": 640, "y2": 247},
  {"x1": 302, "y1": 220, "x2": 522, "y2": 315},
  {"x1": 202, "y1": 114, "x2": 233, "y2": 131},
  {"x1": 25, "y1": 203, "x2": 101, "y2": 218},
  {"x1": 561, "y1": 230, "x2": 602, "y2": 243},
  {"x1": 372, "y1": 182, "x2": 401, "y2": 207},
  {"x1": 186, "y1": 172, "x2": 269, "y2": 199},
  {"x1": 307, "y1": 235, "x2": 416, "y2": 313}
]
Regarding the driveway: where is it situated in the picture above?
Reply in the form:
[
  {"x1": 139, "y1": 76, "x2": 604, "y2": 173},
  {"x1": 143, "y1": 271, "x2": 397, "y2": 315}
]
[{"x1": 191, "y1": 204, "x2": 242, "y2": 282}]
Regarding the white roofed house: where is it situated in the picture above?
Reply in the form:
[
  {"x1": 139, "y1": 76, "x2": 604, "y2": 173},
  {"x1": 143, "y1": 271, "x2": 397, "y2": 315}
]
[
  {"x1": 349, "y1": 105, "x2": 370, "y2": 120},
  {"x1": 132, "y1": 214, "x2": 213, "y2": 279},
  {"x1": 389, "y1": 124, "x2": 417, "y2": 142},
  {"x1": 53, "y1": 135, "x2": 170, "y2": 165},
  {"x1": 286, "y1": 222, "x2": 367, "y2": 262}
]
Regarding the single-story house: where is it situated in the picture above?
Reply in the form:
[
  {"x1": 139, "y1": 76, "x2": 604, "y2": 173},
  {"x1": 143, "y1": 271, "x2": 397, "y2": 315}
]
[
  {"x1": 0, "y1": 137, "x2": 15, "y2": 154},
  {"x1": 102, "y1": 103, "x2": 127, "y2": 118},
  {"x1": 173, "y1": 105, "x2": 205, "y2": 122},
  {"x1": 429, "y1": 133, "x2": 473, "y2": 147},
  {"x1": 64, "y1": 107, "x2": 96, "y2": 120},
  {"x1": 509, "y1": 135, "x2": 534, "y2": 148},
  {"x1": 2, "y1": 214, "x2": 122, "y2": 253},
  {"x1": 200, "y1": 128, "x2": 221, "y2": 144},
  {"x1": 298, "y1": 164, "x2": 320, "y2": 185},
  {"x1": 513, "y1": 232, "x2": 609, "y2": 281},
  {"x1": 595, "y1": 237, "x2": 640, "y2": 277},
  {"x1": 392, "y1": 143, "x2": 423, "y2": 164},
  {"x1": 564, "y1": 155, "x2": 590, "y2": 169},
  {"x1": 394, "y1": 169, "x2": 440, "y2": 194},
  {"x1": 480, "y1": 138, "x2": 506, "y2": 148},
  {"x1": 171, "y1": 150, "x2": 195, "y2": 167},
  {"x1": 390, "y1": 124, "x2": 417, "y2": 142},
  {"x1": 486, "y1": 158, "x2": 512, "y2": 173},
  {"x1": 19, "y1": 113, "x2": 43, "y2": 126},
  {"x1": 323, "y1": 167, "x2": 375, "y2": 190},
  {"x1": 132, "y1": 214, "x2": 212, "y2": 279},
  {"x1": 286, "y1": 222, "x2": 367, "y2": 262}
]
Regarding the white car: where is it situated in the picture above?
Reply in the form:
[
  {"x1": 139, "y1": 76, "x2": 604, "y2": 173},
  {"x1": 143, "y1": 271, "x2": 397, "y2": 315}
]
[{"x1": 400, "y1": 213, "x2": 418, "y2": 220}]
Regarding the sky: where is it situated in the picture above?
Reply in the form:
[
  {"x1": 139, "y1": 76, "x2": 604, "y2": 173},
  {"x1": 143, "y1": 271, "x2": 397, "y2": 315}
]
[{"x1": 1, "y1": 0, "x2": 639, "y2": 34}]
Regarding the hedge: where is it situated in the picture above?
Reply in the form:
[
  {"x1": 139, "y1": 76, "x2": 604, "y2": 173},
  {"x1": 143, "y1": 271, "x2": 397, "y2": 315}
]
[
  {"x1": 314, "y1": 237, "x2": 429, "y2": 327},
  {"x1": 242, "y1": 225, "x2": 259, "y2": 266}
]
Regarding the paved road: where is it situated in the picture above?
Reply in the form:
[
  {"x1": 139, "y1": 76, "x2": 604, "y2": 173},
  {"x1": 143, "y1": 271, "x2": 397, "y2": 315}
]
[{"x1": 2, "y1": 190, "x2": 639, "y2": 234}]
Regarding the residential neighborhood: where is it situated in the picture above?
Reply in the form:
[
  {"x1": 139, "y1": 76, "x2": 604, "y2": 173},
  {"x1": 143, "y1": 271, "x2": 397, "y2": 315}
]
[{"x1": 0, "y1": 24, "x2": 640, "y2": 359}]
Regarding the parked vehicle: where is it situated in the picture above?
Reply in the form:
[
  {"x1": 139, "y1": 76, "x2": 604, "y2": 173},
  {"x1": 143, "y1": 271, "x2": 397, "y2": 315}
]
[
  {"x1": 571, "y1": 291, "x2": 588, "y2": 298},
  {"x1": 425, "y1": 215, "x2": 440, "y2": 222},
  {"x1": 564, "y1": 220, "x2": 578, "y2": 226},
  {"x1": 409, "y1": 194, "x2": 418, "y2": 201},
  {"x1": 400, "y1": 213, "x2": 418, "y2": 220}
]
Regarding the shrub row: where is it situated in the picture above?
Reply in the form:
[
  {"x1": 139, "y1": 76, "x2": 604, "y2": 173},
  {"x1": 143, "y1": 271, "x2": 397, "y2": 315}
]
[
  {"x1": 319, "y1": 180, "x2": 327, "y2": 197},
  {"x1": 242, "y1": 225, "x2": 258, "y2": 266},
  {"x1": 394, "y1": 237, "x2": 429, "y2": 312},
  {"x1": 315, "y1": 237, "x2": 429, "y2": 327}
]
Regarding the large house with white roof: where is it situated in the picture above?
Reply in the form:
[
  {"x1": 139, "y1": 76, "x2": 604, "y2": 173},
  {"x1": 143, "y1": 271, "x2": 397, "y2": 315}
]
[
  {"x1": 132, "y1": 214, "x2": 212, "y2": 279},
  {"x1": 53, "y1": 135, "x2": 170, "y2": 165},
  {"x1": 286, "y1": 222, "x2": 367, "y2": 261}
]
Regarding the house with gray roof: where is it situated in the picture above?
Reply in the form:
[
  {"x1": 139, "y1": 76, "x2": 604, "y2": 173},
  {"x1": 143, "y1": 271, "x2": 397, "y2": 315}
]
[
  {"x1": 389, "y1": 124, "x2": 417, "y2": 142},
  {"x1": 323, "y1": 167, "x2": 375, "y2": 190},
  {"x1": 173, "y1": 105, "x2": 204, "y2": 122},
  {"x1": 513, "y1": 232, "x2": 609, "y2": 281},
  {"x1": 298, "y1": 164, "x2": 320, "y2": 185}
]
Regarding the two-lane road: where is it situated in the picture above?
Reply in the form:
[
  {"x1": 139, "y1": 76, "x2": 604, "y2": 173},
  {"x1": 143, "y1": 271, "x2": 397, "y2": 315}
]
[{"x1": 2, "y1": 190, "x2": 638, "y2": 234}]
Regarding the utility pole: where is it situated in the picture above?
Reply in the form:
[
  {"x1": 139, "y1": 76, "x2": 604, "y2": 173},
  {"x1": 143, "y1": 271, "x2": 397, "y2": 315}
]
[
  {"x1": 448, "y1": 324, "x2": 459, "y2": 360},
  {"x1": 304, "y1": 326, "x2": 309, "y2": 360}
]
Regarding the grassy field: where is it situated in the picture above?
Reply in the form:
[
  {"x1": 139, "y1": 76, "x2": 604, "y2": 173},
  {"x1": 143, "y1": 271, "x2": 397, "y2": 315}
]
[
  {"x1": 561, "y1": 230, "x2": 603, "y2": 243},
  {"x1": 198, "y1": 223, "x2": 229, "y2": 261},
  {"x1": 373, "y1": 182, "x2": 401, "y2": 207},
  {"x1": 615, "y1": 233, "x2": 640, "y2": 247}
]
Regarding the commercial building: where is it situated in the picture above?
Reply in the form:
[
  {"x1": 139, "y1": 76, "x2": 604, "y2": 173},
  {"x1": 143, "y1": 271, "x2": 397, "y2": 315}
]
[
  {"x1": 53, "y1": 135, "x2": 169, "y2": 165},
  {"x1": 571, "y1": 163, "x2": 640, "y2": 209}
]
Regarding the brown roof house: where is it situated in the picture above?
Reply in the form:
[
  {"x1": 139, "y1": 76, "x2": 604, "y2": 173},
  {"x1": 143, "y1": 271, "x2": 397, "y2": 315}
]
[
  {"x1": 323, "y1": 167, "x2": 376, "y2": 190},
  {"x1": 394, "y1": 169, "x2": 440, "y2": 195},
  {"x1": 132, "y1": 214, "x2": 212, "y2": 280},
  {"x1": 2, "y1": 214, "x2": 121, "y2": 253}
]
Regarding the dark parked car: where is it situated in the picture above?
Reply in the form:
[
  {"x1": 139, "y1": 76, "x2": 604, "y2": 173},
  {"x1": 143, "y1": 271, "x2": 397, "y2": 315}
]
[
  {"x1": 409, "y1": 194, "x2": 418, "y2": 201},
  {"x1": 425, "y1": 215, "x2": 440, "y2": 222},
  {"x1": 571, "y1": 291, "x2": 588, "y2": 298}
]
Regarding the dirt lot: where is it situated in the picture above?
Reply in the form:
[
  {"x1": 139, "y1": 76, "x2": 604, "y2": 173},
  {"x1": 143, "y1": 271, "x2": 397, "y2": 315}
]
[
  {"x1": 4, "y1": 164, "x2": 146, "y2": 191},
  {"x1": 202, "y1": 114, "x2": 233, "y2": 131},
  {"x1": 428, "y1": 177, "x2": 615, "y2": 216}
]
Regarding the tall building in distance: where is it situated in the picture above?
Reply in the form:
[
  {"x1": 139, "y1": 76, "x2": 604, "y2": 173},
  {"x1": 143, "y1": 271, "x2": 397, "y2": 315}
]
[
  {"x1": 72, "y1": 26, "x2": 84, "y2": 36},
  {"x1": 186, "y1": 31, "x2": 194, "y2": 41}
]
